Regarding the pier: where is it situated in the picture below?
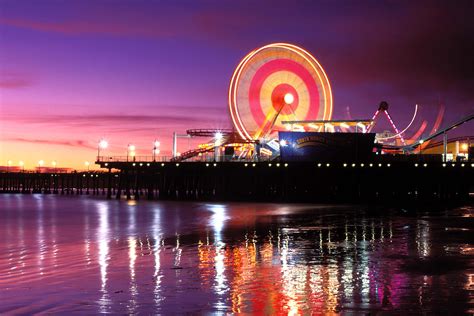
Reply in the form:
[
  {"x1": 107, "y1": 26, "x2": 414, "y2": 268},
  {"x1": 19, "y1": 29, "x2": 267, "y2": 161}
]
[{"x1": 1, "y1": 159, "x2": 472, "y2": 203}]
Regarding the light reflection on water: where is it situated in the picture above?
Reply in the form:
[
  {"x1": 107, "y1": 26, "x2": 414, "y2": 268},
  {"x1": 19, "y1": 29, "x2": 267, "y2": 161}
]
[{"x1": 0, "y1": 195, "x2": 472, "y2": 314}]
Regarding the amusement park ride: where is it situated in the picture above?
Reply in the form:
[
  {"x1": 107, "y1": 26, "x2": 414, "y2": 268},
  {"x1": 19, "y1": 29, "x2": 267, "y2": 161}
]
[{"x1": 168, "y1": 42, "x2": 472, "y2": 162}]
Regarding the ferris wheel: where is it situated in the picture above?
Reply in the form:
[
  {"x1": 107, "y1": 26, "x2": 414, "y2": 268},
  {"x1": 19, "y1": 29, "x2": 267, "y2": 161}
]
[{"x1": 228, "y1": 43, "x2": 333, "y2": 141}]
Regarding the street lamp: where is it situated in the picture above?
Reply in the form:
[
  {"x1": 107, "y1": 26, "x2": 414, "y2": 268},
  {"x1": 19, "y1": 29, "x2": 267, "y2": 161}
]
[
  {"x1": 98, "y1": 139, "x2": 108, "y2": 161},
  {"x1": 7, "y1": 160, "x2": 12, "y2": 172},
  {"x1": 419, "y1": 139, "x2": 424, "y2": 155},
  {"x1": 85, "y1": 161, "x2": 90, "y2": 171},
  {"x1": 19, "y1": 160, "x2": 24, "y2": 172},
  {"x1": 52, "y1": 161, "x2": 57, "y2": 173},
  {"x1": 38, "y1": 160, "x2": 44, "y2": 172},
  {"x1": 214, "y1": 132, "x2": 223, "y2": 162},
  {"x1": 153, "y1": 140, "x2": 160, "y2": 161},
  {"x1": 127, "y1": 144, "x2": 136, "y2": 162}
]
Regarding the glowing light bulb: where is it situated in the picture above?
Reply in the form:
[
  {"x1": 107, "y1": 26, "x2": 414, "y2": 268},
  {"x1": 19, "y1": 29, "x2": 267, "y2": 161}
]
[
  {"x1": 99, "y1": 139, "x2": 108, "y2": 149},
  {"x1": 284, "y1": 93, "x2": 294, "y2": 105},
  {"x1": 215, "y1": 132, "x2": 223, "y2": 140}
]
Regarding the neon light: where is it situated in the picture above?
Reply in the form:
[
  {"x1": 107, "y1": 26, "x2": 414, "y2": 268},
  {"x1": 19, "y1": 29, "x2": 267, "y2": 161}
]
[
  {"x1": 377, "y1": 104, "x2": 418, "y2": 141},
  {"x1": 383, "y1": 111, "x2": 406, "y2": 145}
]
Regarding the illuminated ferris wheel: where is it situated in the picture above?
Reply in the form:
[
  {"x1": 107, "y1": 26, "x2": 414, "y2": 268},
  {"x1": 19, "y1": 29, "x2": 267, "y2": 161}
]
[{"x1": 228, "y1": 43, "x2": 333, "y2": 141}]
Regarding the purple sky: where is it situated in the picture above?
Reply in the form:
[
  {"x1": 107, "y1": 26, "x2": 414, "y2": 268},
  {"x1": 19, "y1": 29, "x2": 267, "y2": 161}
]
[{"x1": 1, "y1": 0, "x2": 473, "y2": 168}]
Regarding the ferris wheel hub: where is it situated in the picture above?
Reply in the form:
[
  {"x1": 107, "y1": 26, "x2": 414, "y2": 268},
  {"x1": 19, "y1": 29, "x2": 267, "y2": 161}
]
[{"x1": 284, "y1": 93, "x2": 295, "y2": 105}]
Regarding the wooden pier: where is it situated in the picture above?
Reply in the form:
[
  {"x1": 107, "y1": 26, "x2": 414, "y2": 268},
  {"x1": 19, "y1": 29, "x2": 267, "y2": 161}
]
[{"x1": 1, "y1": 160, "x2": 473, "y2": 203}]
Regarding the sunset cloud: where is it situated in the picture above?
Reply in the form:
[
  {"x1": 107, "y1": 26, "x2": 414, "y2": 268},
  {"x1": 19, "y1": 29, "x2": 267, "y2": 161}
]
[
  {"x1": 0, "y1": 72, "x2": 34, "y2": 89},
  {"x1": 5, "y1": 137, "x2": 96, "y2": 150}
]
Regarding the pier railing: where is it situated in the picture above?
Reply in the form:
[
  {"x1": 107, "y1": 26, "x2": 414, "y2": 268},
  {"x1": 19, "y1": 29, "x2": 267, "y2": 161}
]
[{"x1": 96, "y1": 155, "x2": 272, "y2": 163}]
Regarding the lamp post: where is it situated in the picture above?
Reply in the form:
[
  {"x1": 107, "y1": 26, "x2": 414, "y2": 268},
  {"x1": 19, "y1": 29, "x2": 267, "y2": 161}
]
[
  {"x1": 7, "y1": 160, "x2": 12, "y2": 172},
  {"x1": 418, "y1": 139, "x2": 424, "y2": 161},
  {"x1": 85, "y1": 161, "x2": 90, "y2": 171},
  {"x1": 214, "y1": 132, "x2": 223, "y2": 162},
  {"x1": 19, "y1": 161, "x2": 24, "y2": 172},
  {"x1": 52, "y1": 161, "x2": 57, "y2": 173},
  {"x1": 38, "y1": 160, "x2": 44, "y2": 173},
  {"x1": 153, "y1": 140, "x2": 160, "y2": 161},
  {"x1": 98, "y1": 139, "x2": 108, "y2": 161},
  {"x1": 127, "y1": 144, "x2": 136, "y2": 162}
]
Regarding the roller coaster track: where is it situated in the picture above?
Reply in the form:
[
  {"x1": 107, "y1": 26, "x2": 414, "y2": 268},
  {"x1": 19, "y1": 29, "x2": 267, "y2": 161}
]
[
  {"x1": 408, "y1": 113, "x2": 474, "y2": 149},
  {"x1": 170, "y1": 146, "x2": 216, "y2": 162},
  {"x1": 171, "y1": 129, "x2": 254, "y2": 162},
  {"x1": 381, "y1": 113, "x2": 474, "y2": 151},
  {"x1": 422, "y1": 136, "x2": 472, "y2": 150}
]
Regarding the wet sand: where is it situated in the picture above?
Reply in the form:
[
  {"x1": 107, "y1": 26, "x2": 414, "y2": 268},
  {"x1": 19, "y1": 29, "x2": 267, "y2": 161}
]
[{"x1": 0, "y1": 195, "x2": 473, "y2": 314}]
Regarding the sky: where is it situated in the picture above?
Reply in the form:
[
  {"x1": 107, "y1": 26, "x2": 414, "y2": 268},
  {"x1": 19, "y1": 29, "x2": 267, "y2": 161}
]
[{"x1": 1, "y1": 0, "x2": 473, "y2": 169}]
